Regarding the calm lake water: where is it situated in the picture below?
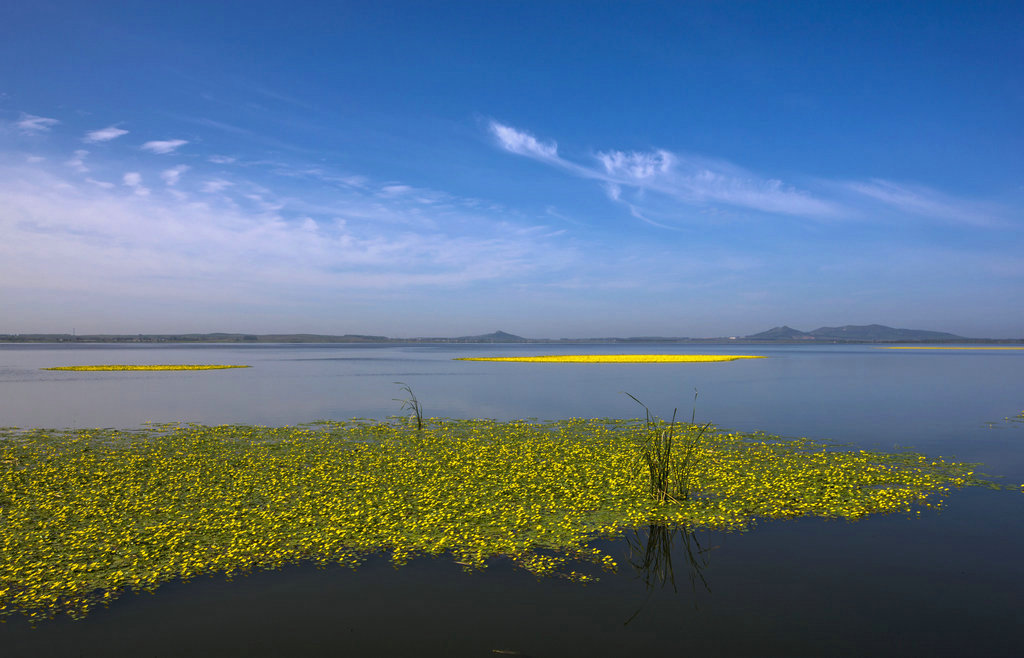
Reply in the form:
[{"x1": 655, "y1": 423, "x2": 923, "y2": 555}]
[{"x1": 2, "y1": 343, "x2": 1023, "y2": 656}]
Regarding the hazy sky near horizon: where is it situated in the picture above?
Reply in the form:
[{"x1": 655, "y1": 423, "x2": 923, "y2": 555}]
[{"x1": 2, "y1": 1, "x2": 1022, "y2": 338}]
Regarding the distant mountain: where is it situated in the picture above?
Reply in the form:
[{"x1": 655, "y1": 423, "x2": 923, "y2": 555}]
[
  {"x1": 3, "y1": 326, "x2": 993, "y2": 344},
  {"x1": 809, "y1": 325, "x2": 963, "y2": 341},
  {"x1": 745, "y1": 326, "x2": 813, "y2": 340},
  {"x1": 452, "y1": 330, "x2": 527, "y2": 342},
  {"x1": 746, "y1": 324, "x2": 966, "y2": 342}
]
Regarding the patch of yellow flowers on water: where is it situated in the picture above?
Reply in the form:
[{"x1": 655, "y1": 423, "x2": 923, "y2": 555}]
[
  {"x1": 456, "y1": 354, "x2": 764, "y2": 363},
  {"x1": 42, "y1": 365, "x2": 251, "y2": 371},
  {"x1": 0, "y1": 418, "x2": 992, "y2": 621}
]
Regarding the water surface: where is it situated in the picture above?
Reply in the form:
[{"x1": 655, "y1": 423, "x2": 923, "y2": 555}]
[{"x1": 2, "y1": 343, "x2": 1022, "y2": 656}]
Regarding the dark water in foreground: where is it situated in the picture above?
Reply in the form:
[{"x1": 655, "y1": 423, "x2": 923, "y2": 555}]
[{"x1": 2, "y1": 343, "x2": 1022, "y2": 656}]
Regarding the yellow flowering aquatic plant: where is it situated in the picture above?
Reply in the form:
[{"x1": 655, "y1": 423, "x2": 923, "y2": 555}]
[
  {"x1": 0, "y1": 417, "x2": 997, "y2": 621},
  {"x1": 455, "y1": 354, "x2": 765, "y2": 363},
  {"x1": 42, "y1": 365, "x2": 251, "y2": 371}
]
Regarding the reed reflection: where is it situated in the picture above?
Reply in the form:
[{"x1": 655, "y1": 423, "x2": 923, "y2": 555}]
[{"x1": 624, "y1": 523, "x2": 712, "y2": 624}]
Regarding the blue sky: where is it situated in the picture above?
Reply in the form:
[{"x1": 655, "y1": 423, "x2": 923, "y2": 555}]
[{"x1": 1, "y1": 1, "x2": 1021, "y2": 338}]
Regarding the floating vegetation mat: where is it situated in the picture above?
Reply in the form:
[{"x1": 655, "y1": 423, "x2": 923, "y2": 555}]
[
  {"x1": 42, "y1": 365, "x2": 251, "y2": 371},
  {"x1": 455, "y1": 354, "x2": 765, "y2": 363},
  {"x1": 0, "y1": 418, "x2": 996, "y2": 621}
]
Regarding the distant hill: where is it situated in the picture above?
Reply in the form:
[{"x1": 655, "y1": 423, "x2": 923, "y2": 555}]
[
  {"x1": 0, "y1": 332, "x2": 388, "y2": 343},
  {"x1": 452, "y1": 330, "x2": 527, "y2": 342},
  {"x1": 3, "y1": 326, "x2": 998, "y2": 344},
  {"x1": 746, "y1": 324, "x2": 965, "y2": 342},
  {"x1": 745, "y1": 326, "x2": 812, "y2": 340},
  {"x1": 809, "y1": 325, "x2": 964, "y2": 341}
]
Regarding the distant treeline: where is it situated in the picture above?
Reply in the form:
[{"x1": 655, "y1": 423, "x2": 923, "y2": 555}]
[
  {"x1": 0, "y1": 333, "x2": 387, "y2": 344},
  {"x1": 1, "y1": 330, "x2": 1020, "y2": 344}
]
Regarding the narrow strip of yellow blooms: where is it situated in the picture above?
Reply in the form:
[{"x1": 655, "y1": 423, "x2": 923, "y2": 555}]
[
  {"x1": 42, "y1": 365, "x2": 251, "y2": 371},
  {"x1": 455, "y1": 354, "x2": 765, "y2": 363}
]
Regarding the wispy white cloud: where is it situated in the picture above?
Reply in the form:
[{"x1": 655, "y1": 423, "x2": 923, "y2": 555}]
[
  {"x1": 598, "y1": 150, "x2": 673, "y2": 179},
  {"x1": 489, "y1": 120, "x2": 1012, "y2": 229},
  {"x1": 84, "y1": 126, "x2": 129, "y2": 143},
  {"x1": 202, "y1": 178, "x2": 233, "y2": 193},
  {"x1": 141, "y1": 139, "x2": 188, "y2": 154},
  {"x1": 1, "y1": 147, "x2": 1017, "y2": 336},
  {"x1": 191, "y1": 117, "x2": 251, "y2": 135},
  {"x1": 0, "y1": 160, "x2": 580, "y2": 308},
  {"x1": 489, "y1": 121, "x2": 559, "y2": 160},
  {"x1": 122, "y1": 171, "x2": 150, "y2": 196},
  {"x1": 253, "y1": 86, "x2": 319, "y2": 111},
  {"x1": 489, "y1": 120, "x2": 839, "y2": 222},
  {"x1": 160, "y1": 165, "x2": 189, "y2": 186},
  {"x1": 208, "y1": 155, "x2": 236, "y2": 164},
  {"x1": 624, "y1": 202, "x2": 681, "y2": 230},
  {"x1": 65, "y1": 149, "x2": 89, "y2": 173},
  {"x1": 544, "y1": 206, "x2": 587, "y2": 226},
  {"x1": 170, "y1": 112, "x2": 316, "y2": 155},
  {"x1": 16, "y1": 113, "x2": 60, "y2": 134},
  {"x1": 843, "y1": 179, "x2": 1007, "y2": 227},
  {"x1": 338, "y1": 175, "x2": 368, "y2": 188}
]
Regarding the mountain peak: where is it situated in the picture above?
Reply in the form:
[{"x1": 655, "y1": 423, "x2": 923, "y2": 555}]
[
  {"x1": 746, "y1": 324, "x2": 965, "y2": 341},
  {"x1": 745, "y1": 326, "x2": 811, "y2": 340},
  {"x1": 456, "y1": 330, "x2": 526, "y2": 342}
]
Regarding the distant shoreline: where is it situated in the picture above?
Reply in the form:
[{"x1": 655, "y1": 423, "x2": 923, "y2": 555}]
[{"x1": 1, "y1": 333, "x2": 1020, "y2": 345}]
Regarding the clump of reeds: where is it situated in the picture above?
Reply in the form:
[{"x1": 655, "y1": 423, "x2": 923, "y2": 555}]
[
  {"x1": 626, "y1": 390, "x2": 711, "y2": 504},
  {"x1": 393, "y1": 382, "x2": 423, "y2": 431}
]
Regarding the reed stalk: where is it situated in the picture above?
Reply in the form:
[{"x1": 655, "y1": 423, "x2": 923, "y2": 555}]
[
  {"x1": 625, "y1": 390, "x2": 711, "y2": 504},
  {"x1": 393, "y1": 382, "x2": 423, "y2": 431}
]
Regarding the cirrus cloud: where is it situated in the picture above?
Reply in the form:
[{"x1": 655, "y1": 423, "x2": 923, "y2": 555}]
[
  {"x1": 65, "y1": 150, "x2": 89, "y2": 173},
  {"x1": 16, "y1": 113, "x2": 60, "y2": 134},
  {"x1": 488, "y1": 120, "x2": 1009, "y2": 228},
  {"x1": 141, "y1": 139, "x2": 188, "y2": 154},
  {"x1": 122, "y1": 171, "x2": 149, "y2": 196},
  {"x1": 84, "y1": 126, "x2": 129, "y2": 143},
  {"x1": 0, "y1": 158, "x2": 582, "y2": 313},
  {"x1": 160, "y1": 165, "x2": 190, "y2": 186},
  {"x1": 489, "y1": 121, "x2": 559, "y2": 160}
]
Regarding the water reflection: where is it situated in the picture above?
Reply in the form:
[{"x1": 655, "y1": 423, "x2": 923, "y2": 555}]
[{"x1": 624, "y1": 523, "x2": 712, "y2": 624}]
